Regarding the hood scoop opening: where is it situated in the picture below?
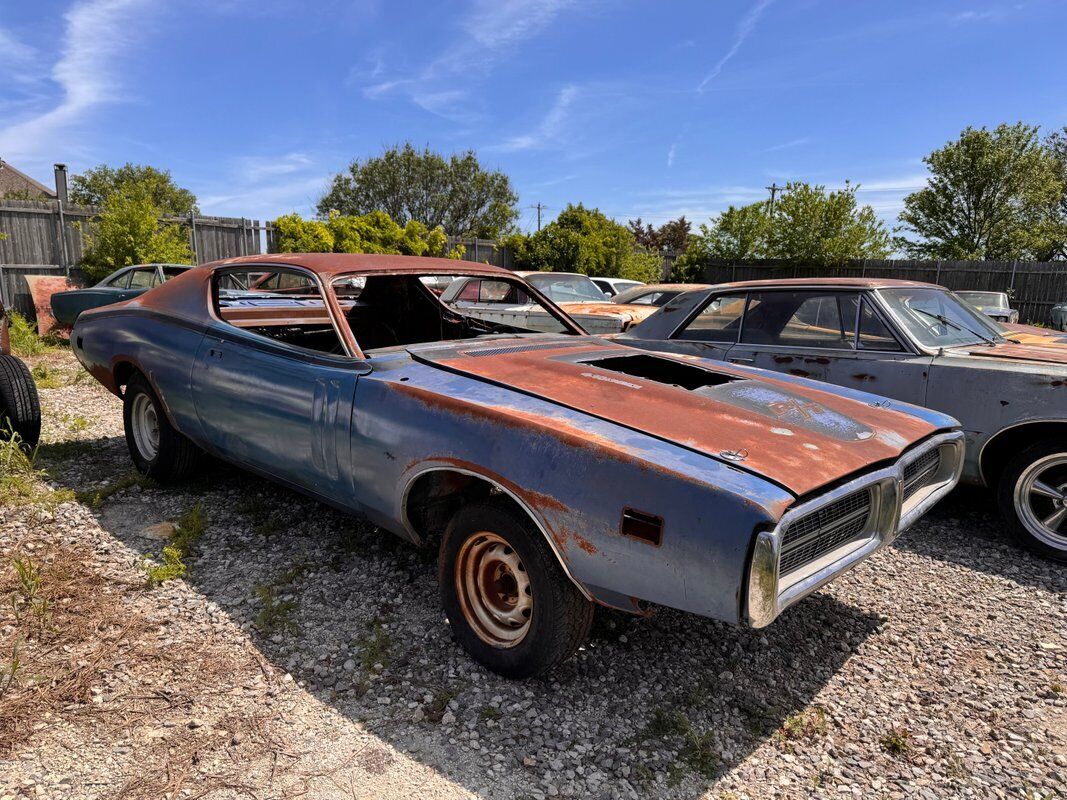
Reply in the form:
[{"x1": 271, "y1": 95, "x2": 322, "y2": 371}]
[{"x1": 582, "y1": 354, "x2": 739, "y2": 391}]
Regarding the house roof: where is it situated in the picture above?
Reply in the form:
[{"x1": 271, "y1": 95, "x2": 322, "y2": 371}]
[{"x1": 0, "y1": 160, "x2": 56, "y2": 199}]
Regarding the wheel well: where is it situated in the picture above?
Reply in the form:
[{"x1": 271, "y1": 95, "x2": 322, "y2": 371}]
[
  {"x1": 404, "y1": 469, "x2": 496, "y2": 543},
  {"x1": 981, "y1": 421, "x2": 1067, "y2": 487},
  {"x1": 113, "y1": 361, "x2": 138, "y2": 393}
]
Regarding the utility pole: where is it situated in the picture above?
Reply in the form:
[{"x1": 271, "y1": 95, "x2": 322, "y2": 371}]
[
  {"x1": 529, "y1": 202, "x2": 548, "y2": 231},
  {"x1": 765, "y1": 183, "x2": 784, "y2": 213}
]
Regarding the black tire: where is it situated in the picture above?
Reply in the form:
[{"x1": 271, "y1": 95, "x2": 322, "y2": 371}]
[
  {"x1": 996, "y1": 440, "x2": 1067, "y2": 563},
  {"x1": 0, "y1": 354, "x2": 41, "y2": 448},
  {"x1": 438, "y1": 498, "x2": 594, "y2": 679},
  {"x1": 123, "y1": 372, "x2": 200, "y2": 483}
]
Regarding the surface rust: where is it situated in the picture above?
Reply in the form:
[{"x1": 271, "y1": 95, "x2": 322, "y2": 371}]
[{"x1": 25, "y1": 275, "x2": 77, "y2": 336}]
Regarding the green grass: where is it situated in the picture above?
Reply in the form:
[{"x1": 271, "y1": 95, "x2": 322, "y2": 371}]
[
  {"x1": 0, "y1": 434, "x2": 75, "y2": 508},
  {"x1": 143, "y1": 544, "x2": 187, "y2": 587},
  {"x1": 778, "y1": 707, "x2": 828, "y2": 742},
  {"x1": 8, "y1": 312, "x2": 63, "y2": 357},
  {"x1": 637, "y1": 705, "x2": 720, "y2": 787},
  {"x1": 75, "y1": 471, "x2": 156, "y2": 508},
  {"x1": 360, "y1": 619, "x2": 392, "y2": 670},
  {"x1": 30, "y1": 363, "x2": 64, "y2": 390},
  {"x1": 253, "y1": 583, "x2": 298, "y2": 633},
  {"x1": 880, "y1": 727, "x2": 912, "y2": 756}
]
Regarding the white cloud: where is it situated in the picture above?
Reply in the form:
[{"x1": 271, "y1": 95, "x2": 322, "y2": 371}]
[
  {"x1": 666, "y1": 142, "x2": 677, "y2": 168},
  {"x1": 491, "y1": 85, "x2": 579, "y2": 152},
  {"x1": 0, "y1": 0, "x2": 152, "y2": 170},
  {"x1": 362, "y1": 0, "x2": 577, "y2": 117},
  {"x1": 764, "y1": 137, "x2": 811, "y2": 153},
  {"x1": 195, "y1": 152, "x2": 330, "y2": 219},
  {"x1": 697, "y1": 0, "x2": 774, "y2": 93}
]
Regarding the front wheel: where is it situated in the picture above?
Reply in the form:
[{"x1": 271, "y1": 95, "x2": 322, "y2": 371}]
[
  {"x1": 123, "y1": 372, "x2": 200, "y2": 483},
  {"x1": 438, "y1": 498, "x2": 594, "y2": 679},
  {"x1": 997, "y1": 440, "x2": 1067, "y2": 562}
]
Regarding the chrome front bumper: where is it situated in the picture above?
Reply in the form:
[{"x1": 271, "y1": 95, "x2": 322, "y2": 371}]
[{"x1": 744, "y1": 430, "x2": 965, "y2": 628}]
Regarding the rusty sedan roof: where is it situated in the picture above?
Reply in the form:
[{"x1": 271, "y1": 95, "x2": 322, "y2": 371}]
[
  {"x1": 713, "y1": 277, "x2": 939, "y2": 290},
  {"x1": 207, "y1": 252, "x2": 512, "y2": 278}
]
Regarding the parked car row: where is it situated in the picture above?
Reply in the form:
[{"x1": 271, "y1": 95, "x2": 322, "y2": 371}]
[{"x1": 7, "y1": 255, "x2": 1050, "y2": 679}]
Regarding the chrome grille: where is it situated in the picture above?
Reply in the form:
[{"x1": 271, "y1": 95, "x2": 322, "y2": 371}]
[
  {"x1": 779, "y1": 487, "x2": 873, "y2": 576},
  {"x1": 902, "y1": 448, "x2": 941, "y2": 503}
]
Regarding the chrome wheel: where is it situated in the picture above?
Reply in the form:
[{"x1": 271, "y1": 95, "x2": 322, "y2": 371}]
[
  {"x1": 454, "y1": 531, "x2": 533, "y2": 647},
  {"x1": 1013, "y1": 454, "x2": 1067, "y2": 550},
  {"x1": 130, "y1": 392, "x2": 160, "y2": 461}
]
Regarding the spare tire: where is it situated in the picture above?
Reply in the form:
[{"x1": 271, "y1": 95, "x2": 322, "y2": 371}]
[{"x1": 0, "y1": 354, "x2": 41, "y2": 448}]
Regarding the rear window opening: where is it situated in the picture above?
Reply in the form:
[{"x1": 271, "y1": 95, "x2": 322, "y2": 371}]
[{"x1": 583, "y1": 354, "x2": 737, "y2": 390}]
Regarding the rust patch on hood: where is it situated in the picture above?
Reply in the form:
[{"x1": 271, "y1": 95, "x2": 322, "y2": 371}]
[{"x1": 410, "y1": 342, "x2": 940, "y2": 496}]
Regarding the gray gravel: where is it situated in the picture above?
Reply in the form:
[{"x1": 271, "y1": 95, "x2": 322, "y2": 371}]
[{"x1": 2, "y1": 351, "x2": 1065, "y2": 799}]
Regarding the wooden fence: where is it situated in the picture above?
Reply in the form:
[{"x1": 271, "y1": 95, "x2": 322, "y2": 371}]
[{"x1": 697, "y1": 259, "x2": 1067, "y2": 325}]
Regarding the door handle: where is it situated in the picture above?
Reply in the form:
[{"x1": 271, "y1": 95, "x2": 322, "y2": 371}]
[
  {"x1": 728, "y1": 356, "x2": 754, "y2": 364},
  {"x1": 208, "y1": 348, "x2": 223, "y2": 359}
]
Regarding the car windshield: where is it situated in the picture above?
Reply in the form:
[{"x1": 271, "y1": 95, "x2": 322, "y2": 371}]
[
  {"x1": 524, "y1": 273, "x2": 608, "y2": 303},
  {"x1": 956, "y1": 291, "x2": 1008, "y2": 308},
  {"x1": 879, "y1": 287, "x2": 1002, "y2": 348}
]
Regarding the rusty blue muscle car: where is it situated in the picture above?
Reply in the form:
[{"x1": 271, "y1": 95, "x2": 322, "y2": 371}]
[
  {"x1": 72, "y1": 255, "x2": 963, "y2": 677},
  {"x1": 620, "y1": 277, "x2": 1067, "y2": 562}
]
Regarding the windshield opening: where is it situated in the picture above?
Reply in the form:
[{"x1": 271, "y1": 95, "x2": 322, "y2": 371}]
[
  {"x1": 337, "y1": 272, "x2": 580, "y2": 352},
  {"x1": 956, "y1": 291, "x2": 1009, "y2": 307},
  {"x1": 524, "y1": 273, "x2": 609, "y2": 303},
  {"x1": 879, "y1": 287, "x2": 1002, "y2": 348}
]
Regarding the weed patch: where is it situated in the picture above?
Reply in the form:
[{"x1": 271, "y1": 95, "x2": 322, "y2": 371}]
[
  {"x1": 140, "y1": 503, "x2": 207, "y2": 587},
  {"x1": 0, "y1": 434, "x2": 74, "y2": 508},
  {"x1": 253, "y1": 583, "x2": 298, "y2": 633},
  {"x1": 360, "y1": 619, "x2": 392, "y2": 670},
  {"x1": 880, "y1": 726, "x2": 912, "y2": 756},
  {"x1": 8, "y1": 312, "x2": 63, "y2": 357},
  {"x1": 778, "y1": 707, "x2": 828, "y2": 742},
  {"x1": 30, "y1": 363, "x2": 64, "y2": 389}
]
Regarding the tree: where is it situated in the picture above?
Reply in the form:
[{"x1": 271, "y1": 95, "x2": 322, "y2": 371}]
[
  {"x1": 273, "y1": 210, "x2": 454, "y2": 258},
  {"x1": 627, "y1": 216, "x2": 692, "y2": 253},
  {"x1": 508, "y1": 203, "x2": 663, "y2": 280},
  {"x1": 1046, "y1": 126, "x2": 1067, "y2": 260},
  {"x1": 70, "y1": 163, "x2": 198, "y2": 215},
  {"x1": 317, "y1": 144, "x2": 518, "y2": 238},
  {"x1": 674, "y1": 182, "x2": 890, "y2": 278},
  {"x1": 896, "y1": 123, "x2": 1066, "y2": 260},
  {"x1": 80, "y1": 192, "x2": 193, "y2": 282},
  {"x1": 769, "y1": 181, "x2": 891, "y2": 265}
]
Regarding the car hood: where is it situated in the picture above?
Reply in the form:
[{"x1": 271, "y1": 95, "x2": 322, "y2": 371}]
[
  {"x1": 409, "y1": 338, "x2": 943, "y2": 496},
  {"x1": 558, "y1": 302, "x2": 657, "y2": 324},
  {"x1": 952, "y1": 342, "x2": 1067, "y2": 365},
  {"x1": 1001, "y1": 324, "x2": 1067, "y2": 346}
]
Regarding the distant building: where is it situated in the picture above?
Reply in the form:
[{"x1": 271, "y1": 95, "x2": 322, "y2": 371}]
[{"x1": 0, "y1": 160, "x2": 56, "y2": 200}]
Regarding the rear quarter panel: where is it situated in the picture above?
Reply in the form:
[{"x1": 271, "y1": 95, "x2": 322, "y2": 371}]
[{"x1": 72, "y1": 308, "x2": 205, "y2": 439}]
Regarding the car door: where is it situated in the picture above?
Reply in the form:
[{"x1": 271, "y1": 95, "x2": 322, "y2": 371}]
[
  {"x1": 190, "y1": 266, "x2": 367, "y2": 504},
  {"x1": 723, "y1": 290, "x2": 932, "y2": 406}
]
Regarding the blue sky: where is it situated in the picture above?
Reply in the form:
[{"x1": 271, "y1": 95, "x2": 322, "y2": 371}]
[{"x1": 1, "y1": 0, "x2": 1065, "y2": 232}]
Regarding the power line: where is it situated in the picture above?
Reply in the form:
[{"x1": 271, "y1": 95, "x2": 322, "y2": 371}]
[{"x1": 528, "y1": 202, "x2": 549, "y2": 231}]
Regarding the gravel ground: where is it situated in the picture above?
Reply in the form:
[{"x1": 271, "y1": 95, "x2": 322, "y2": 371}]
[{"x1": 1, "y1": 349, "x2": 1064, "y2": 800}]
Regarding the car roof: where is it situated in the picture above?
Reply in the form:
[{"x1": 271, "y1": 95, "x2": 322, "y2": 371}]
[
  {"x1": 206, "y1": 253, "x2": 511, "y2": 278},
  {"x1": 711, "y1": 277, "x2": 940, "y2": 290},
  {"x1": 515, "y1": 271, "x2": 587, "y2": 279}
]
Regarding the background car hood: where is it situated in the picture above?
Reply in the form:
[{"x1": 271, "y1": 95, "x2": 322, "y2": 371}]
[
  {"x1": 956, "y1": 342, "x2": 1067, "y2": 365},
  {"x1": 409, "y1": 338, "x2": 942, "y2": 496}
]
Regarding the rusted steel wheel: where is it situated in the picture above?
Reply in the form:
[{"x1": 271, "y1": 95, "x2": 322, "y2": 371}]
[
  {"x1": 122, "y1": 372, "x2": 201, "y2": 484},
  {"x1": 998, "y1": 440, "x2": 1067, "y2": 563},
  {"x1": 439, "y1": 498, "x2": 594, "y2": 679},
  {"x1": 455, "y1": 531, "x2": 533, "y2": 647}
]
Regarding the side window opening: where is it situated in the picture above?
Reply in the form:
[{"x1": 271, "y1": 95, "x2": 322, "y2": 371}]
[
  {"x1": 857, "y1": 297, "x2": 904, "y2": 351},
  {"x1": 129, "y1": 269, "x2": 158, "y2": 289},
  {"x1": 675, "y1": 293, "x2": 747, "y2": 343},
  {"x1": 107, "y1": 271, "x2": 132, "y2": 289},
  {"x1": 213, "y1": 267, "x2": 346, "y2": 356},
  {"x1": 740, "y1": 291, "x2": 856, "y2": 348}
]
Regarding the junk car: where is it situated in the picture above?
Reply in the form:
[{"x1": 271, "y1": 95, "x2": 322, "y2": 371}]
[
  {"x1": 956, "y1": 290, "x2": 1018, "y2": 324},
  {"x1": 51, "y1": 263, "x2": 192, "y2": 326},
  {"x1": 73, "y1": 256, "x2": 963, "y2": 676},
  {"x1": 620, "y1": 277, "x2": 1067, "y2": 561}
]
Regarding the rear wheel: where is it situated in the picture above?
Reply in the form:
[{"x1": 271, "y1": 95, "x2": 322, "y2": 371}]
[
  {"x1": 997, "y1": 440, "x2": 1067, "y2": 562},
  {"x1": 0, "y1": 354, "x2": 41, "y2": 448},
  {"x1": 438, "y1": 498, "x2": 594, "y2": 679},
  {"x1": 123, "y1": 372, "x2": 200, "y2": 483}
]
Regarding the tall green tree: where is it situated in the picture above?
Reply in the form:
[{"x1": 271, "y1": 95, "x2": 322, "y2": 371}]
[
  {"x1": 1046, "y1": 126, "x2": 1067, "y2": 260},
  {"x1": 674, "y1": 182, "x2": 889, "y2": 279},
  {"x1": 70, "y1": 163, "x2": 198, "y2": 215},
  {"x1": 80, "y1": 192, "x2": 193, "y2": 282},
  {"x1": 510, "y1": 203, "x2": 661, "y2": 280},
  {"x1": 627, "y1": 216, "x2": 692, "y2": 253},
  {"x1": 896, "y1": 123, "x2": 1066, "y2": 260},
  {"x1": 317, "y1": 144, "x2": 518, "y2": 238}
]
